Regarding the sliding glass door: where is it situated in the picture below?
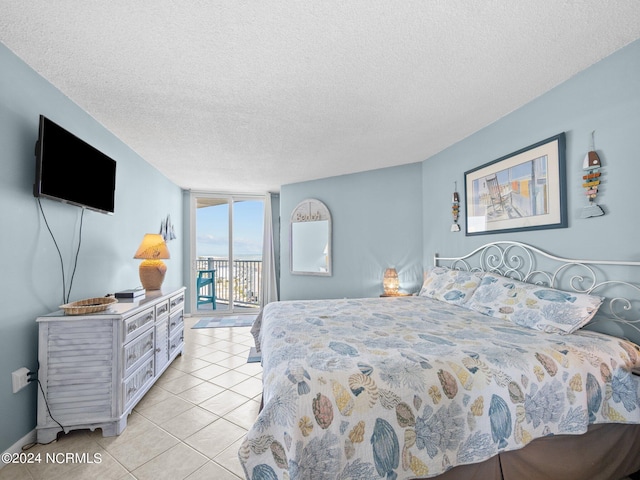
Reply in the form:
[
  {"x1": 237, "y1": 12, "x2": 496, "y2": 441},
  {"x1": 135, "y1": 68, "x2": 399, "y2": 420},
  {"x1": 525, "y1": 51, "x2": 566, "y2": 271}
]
[{"x1": 191, "y1": 193, "x2": 264, "y2": 314}]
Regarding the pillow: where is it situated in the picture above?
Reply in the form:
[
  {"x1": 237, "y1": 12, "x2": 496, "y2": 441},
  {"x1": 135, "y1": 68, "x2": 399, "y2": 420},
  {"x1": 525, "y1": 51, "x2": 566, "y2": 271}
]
[
  {"x1": 419, "y1": 266, "x2": 485, "y2": 306},
  {"x1": 466, "y1": 272, "x2": 604, "y2": 334}
]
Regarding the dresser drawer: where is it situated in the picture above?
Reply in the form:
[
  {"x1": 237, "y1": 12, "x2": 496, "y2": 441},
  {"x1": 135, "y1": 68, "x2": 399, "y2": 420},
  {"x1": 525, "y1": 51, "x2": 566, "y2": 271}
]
[
  {"x1": 123, "y1": 307, "x2": 154, "y2": 343},
  {"x1": 123, "y1": 329, "x2": 154, "y2": 377},
  {"x1": 168, "y1": 310, "x2": 183, "y2": 337},
  {"x1": 123, "y1": 356, "x2": 154, "y2": 409},
  {"x1": 169, "y1": 292, "x2": 185, "y2": 312},
  {"x1": 169, "y1": 327, "x2": 183, "y2": 358},
  {"x1": 155, "y1": 299, "x2": 170, "y2": 318}
]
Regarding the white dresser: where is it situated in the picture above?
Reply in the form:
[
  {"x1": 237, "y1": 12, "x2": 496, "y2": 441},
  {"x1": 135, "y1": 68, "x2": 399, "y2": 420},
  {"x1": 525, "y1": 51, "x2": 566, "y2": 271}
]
[{"x1": 35, "y1": 286, "x2": 186, "y2": 443}]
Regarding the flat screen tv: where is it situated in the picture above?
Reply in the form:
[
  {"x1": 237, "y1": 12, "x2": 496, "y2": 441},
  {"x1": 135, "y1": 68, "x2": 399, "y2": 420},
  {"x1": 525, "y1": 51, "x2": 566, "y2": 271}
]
[{"x1": 34, "y1": 115, "x2": 116, "y2": 214}]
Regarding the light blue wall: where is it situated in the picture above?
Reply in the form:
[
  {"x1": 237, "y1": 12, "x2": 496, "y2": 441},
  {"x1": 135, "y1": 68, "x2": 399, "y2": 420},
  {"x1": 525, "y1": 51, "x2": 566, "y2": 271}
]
[
  {"x1": 422, "y1": 39, "x2": 640, "y2": 264},
  {"x1": 280, "y1": 163, "x2": 424, "y2": 300},
  {"x1": 0, "y1": 43, "x2": 184, "y2": 453}
]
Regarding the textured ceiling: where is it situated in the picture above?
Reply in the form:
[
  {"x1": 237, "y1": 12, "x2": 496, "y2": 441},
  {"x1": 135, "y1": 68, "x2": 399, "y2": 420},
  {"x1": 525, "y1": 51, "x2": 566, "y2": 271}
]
[{"x1": 1, "y1": 1, "x2": 640, "y2": 193}]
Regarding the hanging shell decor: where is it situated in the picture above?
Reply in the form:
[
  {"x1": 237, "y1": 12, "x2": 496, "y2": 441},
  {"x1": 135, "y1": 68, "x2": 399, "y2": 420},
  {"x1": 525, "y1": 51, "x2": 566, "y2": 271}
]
[
  {"x1": 451, "y1": 182, "x2": 461, "y2": 232},
  {"x1": 581, "y1": 131, "x2": 605, "y2": 219}
]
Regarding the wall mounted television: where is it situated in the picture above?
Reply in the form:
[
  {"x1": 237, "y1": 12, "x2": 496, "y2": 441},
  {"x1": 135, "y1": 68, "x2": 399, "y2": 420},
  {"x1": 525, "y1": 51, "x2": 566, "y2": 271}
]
[{"x1": 34, "y1": 115, "x2": 117, "y2": 214}]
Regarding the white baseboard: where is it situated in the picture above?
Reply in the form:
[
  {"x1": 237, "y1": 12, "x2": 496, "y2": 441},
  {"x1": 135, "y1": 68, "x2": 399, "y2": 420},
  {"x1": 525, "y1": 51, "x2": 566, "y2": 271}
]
[{"x1": 0, "y1": 429, "x2": 36, "y2": 469}]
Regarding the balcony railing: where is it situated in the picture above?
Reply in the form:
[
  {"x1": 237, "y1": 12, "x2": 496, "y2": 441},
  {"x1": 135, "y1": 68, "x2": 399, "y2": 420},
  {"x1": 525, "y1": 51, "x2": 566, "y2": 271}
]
[{"x1": 196, "y1": 258, "x2": 262, "y2": 308}]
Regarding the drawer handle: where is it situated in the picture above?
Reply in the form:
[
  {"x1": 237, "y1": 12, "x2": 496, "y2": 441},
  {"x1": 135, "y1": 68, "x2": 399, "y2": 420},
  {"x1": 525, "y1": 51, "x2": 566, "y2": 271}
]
[
  {"x1": 170, "y1": 321, "x2": 176, "y2": 327},
  {"x1": 145, "y1": 341, "x2": 153, "y2": 349},
  {"x1": 146, "y1": 369, "x2": 153, "y2": 378},
  {"x1": 128, "y1": 353, "x2": 137, "y2": 361},
  {"x1": 155, "y1": 348, "x2": 162, "y2": 353},
  {"x1": 127, "y1": 324, "x2": 138, "y2": 333},
  {"x1": 127, "y1": 386, "x2": 137, "y2": 396},
  {"x1": 170, "y1": 343, "x2": 176, "y2": 349}
]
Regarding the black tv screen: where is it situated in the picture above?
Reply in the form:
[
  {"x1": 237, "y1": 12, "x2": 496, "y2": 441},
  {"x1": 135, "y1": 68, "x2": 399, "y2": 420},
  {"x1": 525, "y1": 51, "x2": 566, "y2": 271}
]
[{"x1": 34, "y1": 115, "x2": 116, "y2": 214}]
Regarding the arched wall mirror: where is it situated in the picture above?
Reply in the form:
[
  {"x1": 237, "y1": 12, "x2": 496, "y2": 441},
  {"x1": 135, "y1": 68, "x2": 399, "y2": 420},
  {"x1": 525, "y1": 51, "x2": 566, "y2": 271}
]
[{"x1": 290, "y1": 199, "x2": 332, "y2": 276}]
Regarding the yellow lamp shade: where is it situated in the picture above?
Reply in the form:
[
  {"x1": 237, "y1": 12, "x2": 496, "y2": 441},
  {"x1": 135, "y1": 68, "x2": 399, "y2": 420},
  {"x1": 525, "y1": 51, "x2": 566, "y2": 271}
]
[{"x1": 134, "y1": 234, "x2": 170, "y2": 260}]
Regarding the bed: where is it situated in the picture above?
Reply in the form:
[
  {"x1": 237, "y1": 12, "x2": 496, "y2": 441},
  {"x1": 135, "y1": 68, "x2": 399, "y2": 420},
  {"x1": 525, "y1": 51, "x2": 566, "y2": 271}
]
[{"x1": 239, "y1": 241, "x2": 640, "y2": 480}]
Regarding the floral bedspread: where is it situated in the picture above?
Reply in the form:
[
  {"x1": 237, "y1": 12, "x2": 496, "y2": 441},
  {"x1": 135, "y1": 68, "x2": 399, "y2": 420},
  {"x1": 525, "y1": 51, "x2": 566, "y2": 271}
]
[{"x1": 240, "y1": 296, "x2": 640, "y2": 480}]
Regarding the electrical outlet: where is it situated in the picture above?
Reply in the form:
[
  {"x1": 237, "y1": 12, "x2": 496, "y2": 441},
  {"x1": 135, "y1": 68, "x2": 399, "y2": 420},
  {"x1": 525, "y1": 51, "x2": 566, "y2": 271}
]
[{"x1": 12, "y1": 367, "x2": 30, "y2": 393}]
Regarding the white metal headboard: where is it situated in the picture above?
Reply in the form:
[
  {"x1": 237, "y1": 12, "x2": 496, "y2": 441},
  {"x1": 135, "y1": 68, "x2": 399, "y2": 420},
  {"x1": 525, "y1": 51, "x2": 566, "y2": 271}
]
[{"x1": 434, "y1": 241, "x2": 640, "y2": 339}]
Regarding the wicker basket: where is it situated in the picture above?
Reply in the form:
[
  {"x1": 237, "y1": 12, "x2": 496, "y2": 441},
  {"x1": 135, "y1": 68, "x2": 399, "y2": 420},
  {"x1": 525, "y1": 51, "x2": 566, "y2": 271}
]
[{"x1": 60, "y1": 296, "x2": 118, "y2": 315}]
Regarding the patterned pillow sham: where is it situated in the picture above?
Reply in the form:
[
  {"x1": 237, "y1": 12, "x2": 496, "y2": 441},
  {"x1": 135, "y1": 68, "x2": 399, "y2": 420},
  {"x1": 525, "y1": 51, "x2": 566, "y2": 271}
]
[
  {"x1": 465, "y1": 272, "x2": 604, "y2": 334},
  {"x1": 419, "y1": 266, "x2": 485, "y2": 306}
]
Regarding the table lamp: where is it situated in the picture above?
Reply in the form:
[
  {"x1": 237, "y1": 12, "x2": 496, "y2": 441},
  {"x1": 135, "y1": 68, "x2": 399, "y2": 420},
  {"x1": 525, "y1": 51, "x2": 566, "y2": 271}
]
[
  {"x1": 383, "y1": 268, "x2": 400, "y2": 295},
  {"x1": 134, "y1": 233, "x2": 170, "y2": 290}
]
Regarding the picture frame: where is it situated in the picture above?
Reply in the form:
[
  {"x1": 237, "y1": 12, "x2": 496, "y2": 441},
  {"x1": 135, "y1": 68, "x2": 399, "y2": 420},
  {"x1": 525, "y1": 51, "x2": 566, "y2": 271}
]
[{"x1": 464, "y1": 133, "x2": 567, "y2": 236}]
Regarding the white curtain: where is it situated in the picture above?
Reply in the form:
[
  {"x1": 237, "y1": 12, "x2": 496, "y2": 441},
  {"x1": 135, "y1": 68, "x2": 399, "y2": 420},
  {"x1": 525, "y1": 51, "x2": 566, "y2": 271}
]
[{"x1": 261, "y1": 193, "x2": 278, "y2": 307}]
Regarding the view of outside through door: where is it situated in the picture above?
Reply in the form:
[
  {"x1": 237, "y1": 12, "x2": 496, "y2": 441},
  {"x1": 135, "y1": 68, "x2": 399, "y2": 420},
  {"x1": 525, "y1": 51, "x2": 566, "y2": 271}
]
[{"x1": 195, "y1": 196, "x2": 264, "y2": 313}]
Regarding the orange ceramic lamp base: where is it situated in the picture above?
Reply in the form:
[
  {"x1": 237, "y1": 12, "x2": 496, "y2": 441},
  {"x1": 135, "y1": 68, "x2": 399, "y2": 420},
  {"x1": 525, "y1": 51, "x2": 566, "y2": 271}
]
[{"x1": 138, "y1": 259, "x2": 167, "y2": 290}]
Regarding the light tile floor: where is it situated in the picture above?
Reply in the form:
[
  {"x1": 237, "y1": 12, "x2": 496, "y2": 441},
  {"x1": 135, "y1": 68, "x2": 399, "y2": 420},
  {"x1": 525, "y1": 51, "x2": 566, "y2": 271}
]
[{"x1": 0, "y1": 317, "x2": 260, "y2": 480}]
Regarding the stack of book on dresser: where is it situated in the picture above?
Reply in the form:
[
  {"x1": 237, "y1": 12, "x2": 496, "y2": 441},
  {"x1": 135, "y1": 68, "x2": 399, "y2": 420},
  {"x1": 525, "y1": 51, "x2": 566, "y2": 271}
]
[{"x1": 114, "y1": 288, "x2": 146, "y2": 299}]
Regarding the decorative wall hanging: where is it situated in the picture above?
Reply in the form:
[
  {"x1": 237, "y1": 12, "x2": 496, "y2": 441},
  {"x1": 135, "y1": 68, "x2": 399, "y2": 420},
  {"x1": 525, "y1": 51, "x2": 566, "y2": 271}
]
[
  {"x1": 160, "y1": 214, "x2": 177, "y2": 242},
  {"x1": 580, "y1": 131, "x2": 605, "y2": 219},
  {"x1": 464, "y1": 133, "x2": 567, "y2": 236},
  {"x1": 451, "y1": 182, "x2": 461, "y2": 232}
]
